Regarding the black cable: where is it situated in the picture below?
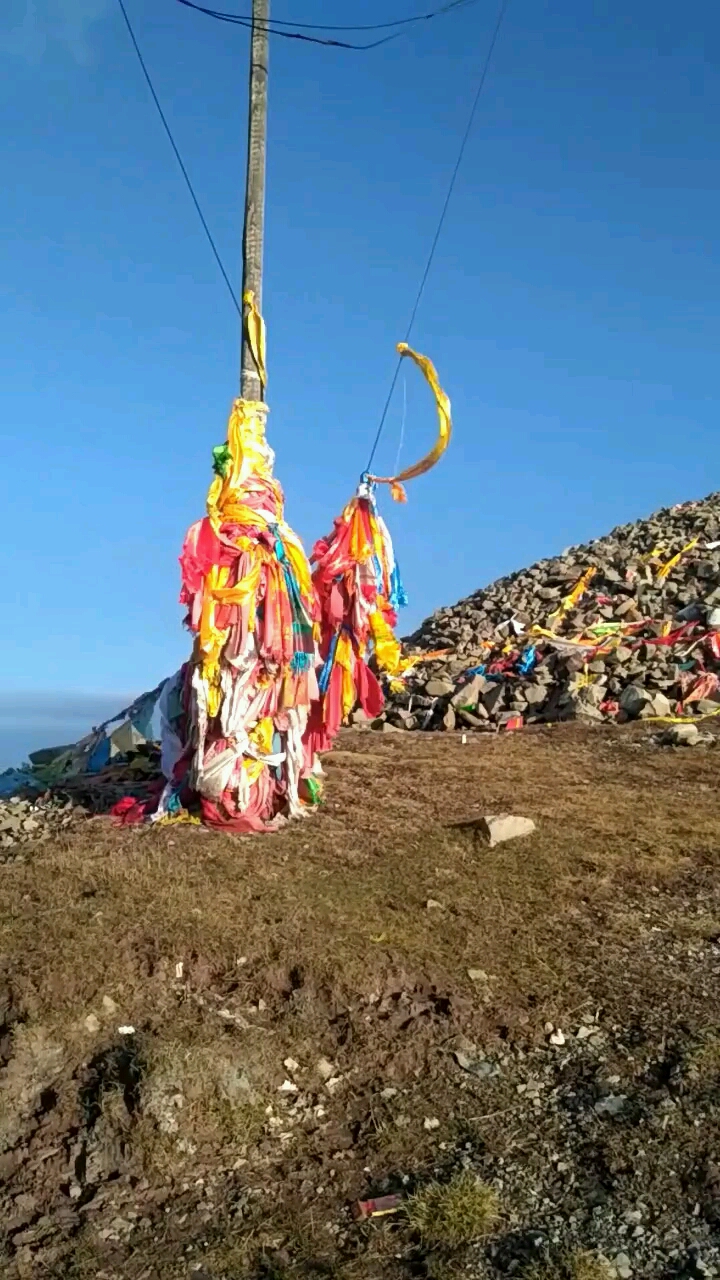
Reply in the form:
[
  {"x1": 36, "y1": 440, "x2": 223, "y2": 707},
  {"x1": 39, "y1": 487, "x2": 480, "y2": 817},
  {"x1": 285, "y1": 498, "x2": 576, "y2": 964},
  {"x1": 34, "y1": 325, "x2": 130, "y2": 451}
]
[
  {"x1": 174, "y1": 3, "x2": 403, "y2": 49},
  {"x1": 174, "y1": 15, "x2": 398, "y2": 50},
  {"x1": 176, "y1": 0, "x2": 477, "y2": 34},
  {"x1": 365, "y1": 0, "x2": 510, "y2": 472},
  {"x1": 116, "y1": 0, "x2": 241, "y2": 317}
]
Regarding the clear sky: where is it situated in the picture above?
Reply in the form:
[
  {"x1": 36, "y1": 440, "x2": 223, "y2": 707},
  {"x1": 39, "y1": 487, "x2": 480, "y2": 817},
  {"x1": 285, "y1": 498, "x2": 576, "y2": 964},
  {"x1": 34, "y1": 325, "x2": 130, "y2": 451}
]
[{"x1": 1, "y1": 0, "x2": 719, "y2": 764}]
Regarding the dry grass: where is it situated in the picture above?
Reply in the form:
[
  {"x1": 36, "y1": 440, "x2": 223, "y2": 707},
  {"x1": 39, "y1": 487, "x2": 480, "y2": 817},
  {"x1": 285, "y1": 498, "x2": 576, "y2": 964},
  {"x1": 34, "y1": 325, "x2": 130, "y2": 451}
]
[
  {"x1": 669, "y1": 911, "x2": 720, "y2": 941},
  {"x1": 136, "y1": 1037, "x2": 267, "y2": 1172},
  {"x1": 687, "y1": 1030, "x2": 720, "y2": 1079},
  {"x1": 523, "y1": 1252, "x2": 614, "y2": 1280},
  {"x1": 4, "y1": 724, "x2": 720, "y2": 1041},
  {"x1": 406, "y1": 1172, "x2": 500, "y2": 1246},
  {"x1": 2, "y1": 723, "x2": 720, "y2": 1278}
]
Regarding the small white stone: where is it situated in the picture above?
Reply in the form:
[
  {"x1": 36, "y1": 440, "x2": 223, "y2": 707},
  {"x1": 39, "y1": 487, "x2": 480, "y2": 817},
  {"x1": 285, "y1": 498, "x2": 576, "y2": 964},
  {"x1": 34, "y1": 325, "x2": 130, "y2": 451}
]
[
  {"x1": 549, "y1": 1029, "x2": 566, "y2": 1046},
  {"x1": 614, "y1": 1252, "x2": 632, "y2": 1279},
  {"x1": 84, "y1": 1013, "x2": 100, "y2": 1033},
  {"x1": 283, "y1": 1057, "x2": 300, "y2": 1073},
  {"x1": 480, "y1": 814, "x2": 536, "y2": 848},
  {"x1": 467, "y1": 968, "x2": 488, "y2": 982},
  {"x1": 426, "y1": 899, "x2": 443, "y2": 910},
  {"x1": 175, "y1": 961, "x2": 184, "y2": 979},
  {"x1": 316, "y1": 1057, "x2": 335, "y2": 1081},
  {"x1": 423, "y1": 1117, "x2": 440, "y2": 1131},
  {"x1": 102, "y1": 995, "x2": 118, "y2": 1015},
  {"x1": 278, "y1": 1079, "x2": 298, "y2": 1094}
]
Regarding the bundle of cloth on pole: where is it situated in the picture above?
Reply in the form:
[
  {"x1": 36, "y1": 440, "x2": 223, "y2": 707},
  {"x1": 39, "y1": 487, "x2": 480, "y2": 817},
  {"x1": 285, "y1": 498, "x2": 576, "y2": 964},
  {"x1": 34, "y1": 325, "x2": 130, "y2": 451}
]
[
  {"x1": 149, "y1": 333, "x2": 452, "y2": 833},
  {"x1": 157, "y1": 394, "x2": 322, "y2": 831},
  {"x1": 306, "y1": 345, "x2": 452, "y2": 756},
  {"x1": 1, "y1": 337, "x2": 449, "y2": 823}
]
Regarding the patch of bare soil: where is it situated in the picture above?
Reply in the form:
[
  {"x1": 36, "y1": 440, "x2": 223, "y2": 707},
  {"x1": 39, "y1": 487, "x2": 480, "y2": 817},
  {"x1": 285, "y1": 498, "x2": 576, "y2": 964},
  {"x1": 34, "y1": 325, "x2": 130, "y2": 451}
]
[{"x1": 1, "y1": 724, "x2": 720, "y2": 1280}]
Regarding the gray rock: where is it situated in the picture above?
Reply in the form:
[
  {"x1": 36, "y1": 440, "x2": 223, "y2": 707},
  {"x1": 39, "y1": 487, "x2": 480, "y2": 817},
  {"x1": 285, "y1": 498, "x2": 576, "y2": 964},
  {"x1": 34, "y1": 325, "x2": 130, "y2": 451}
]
[
  {"x1": 581, "y1": 683, "x2": 606, "y2": 708},
  {"x1": 644, "y1": 691, "x2": 673, "y2": 718},
  {"x1": 594, "y1": 1094, "x2": 627, "y2": 1117},
  {"x1": 675, "y1": 601, "x2": 704, "y2": 622},
  {"x1": 482, "y1": 684, "x2": 505, "y2": 716},
  {"x1": 425, "y1": 678, "x2": 455, "y2": 698},
  {"x1": 575, "y1": 700, "x2": 604, "y2": 721},
  {"x1": 615, "y1": 597, "x2": 640, "y2": 618},
  {"x1": 454, "y1": 1048, "x2": 499, "y2": 1079},
  {"x1": 480, "y1": 814, "x2": 536, "y2": 848},
  {"x1": 661, "y1": 723, "x2": 700, "y2": 746},
  {"x1": 450, "y1": 673, "x2": 488, "y2": 708},
  {"x1": 620, "y1": 684, "x2": 652, "y2": 718},
  {"x1": 523, "y1": 684, "x2": 547, "y2": 706},
  {"x1": 457, "y1": 709, "x2": 486, "y2": 728}
]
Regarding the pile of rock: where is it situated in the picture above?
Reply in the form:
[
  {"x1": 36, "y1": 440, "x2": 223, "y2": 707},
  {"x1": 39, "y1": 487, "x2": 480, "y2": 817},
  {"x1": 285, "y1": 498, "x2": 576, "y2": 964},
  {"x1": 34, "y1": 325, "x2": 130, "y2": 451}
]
[
  {"x1": 375, "y1": 492, "x2": 720, "y2": 733},
  {"x1": 0, "y1": 794, "x2": 84, "y2": 859}
]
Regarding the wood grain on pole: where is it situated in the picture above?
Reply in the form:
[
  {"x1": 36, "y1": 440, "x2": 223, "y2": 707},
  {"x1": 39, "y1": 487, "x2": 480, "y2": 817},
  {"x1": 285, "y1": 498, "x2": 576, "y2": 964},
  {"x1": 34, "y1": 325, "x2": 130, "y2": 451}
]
[{"x1": 240, "y1": 0, "x2": 269, "y2": 401}]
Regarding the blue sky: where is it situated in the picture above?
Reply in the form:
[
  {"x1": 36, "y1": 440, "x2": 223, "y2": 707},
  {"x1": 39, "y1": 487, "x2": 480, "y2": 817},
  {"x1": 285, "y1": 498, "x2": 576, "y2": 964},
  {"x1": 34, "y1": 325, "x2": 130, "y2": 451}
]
[{"x1": 1, "y1": 0, "x2": 719, "y2": 764}]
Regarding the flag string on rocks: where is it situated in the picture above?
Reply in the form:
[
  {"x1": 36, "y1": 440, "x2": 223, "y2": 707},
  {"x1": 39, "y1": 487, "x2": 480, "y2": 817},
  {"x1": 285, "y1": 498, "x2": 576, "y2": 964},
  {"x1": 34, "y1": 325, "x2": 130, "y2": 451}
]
[{"x1": 377, "y1": 496, "x2": 720, "y2": 736}]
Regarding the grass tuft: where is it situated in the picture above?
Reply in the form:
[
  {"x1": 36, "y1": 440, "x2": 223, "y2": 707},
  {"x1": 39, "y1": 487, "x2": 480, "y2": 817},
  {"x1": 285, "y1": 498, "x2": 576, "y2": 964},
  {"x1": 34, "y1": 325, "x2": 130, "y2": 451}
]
[
  {"x1": 524, "y1": 1250, "x2": 614, "y2": 1280},
  {"x1": 687, "y1": 1030, "x2": 720, "y2": 1079},
  {"x1": 407, "y1": 1172, "x2": 500, "y2": 1247}
]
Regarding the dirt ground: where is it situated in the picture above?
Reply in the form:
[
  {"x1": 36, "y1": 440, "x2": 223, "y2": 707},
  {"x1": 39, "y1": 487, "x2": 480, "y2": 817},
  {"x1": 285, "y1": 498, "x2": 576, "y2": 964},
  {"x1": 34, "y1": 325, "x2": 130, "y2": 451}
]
[{"x1": 2, "y1": 723, "x2": 720, "y2": 1280}]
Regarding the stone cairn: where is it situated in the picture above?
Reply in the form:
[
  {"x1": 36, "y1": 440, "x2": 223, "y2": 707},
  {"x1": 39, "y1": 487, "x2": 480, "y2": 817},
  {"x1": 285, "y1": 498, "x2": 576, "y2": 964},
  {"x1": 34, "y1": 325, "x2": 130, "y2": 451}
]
[{"x1": 372, "y1": 493, "x2": 720, "y2": 735}]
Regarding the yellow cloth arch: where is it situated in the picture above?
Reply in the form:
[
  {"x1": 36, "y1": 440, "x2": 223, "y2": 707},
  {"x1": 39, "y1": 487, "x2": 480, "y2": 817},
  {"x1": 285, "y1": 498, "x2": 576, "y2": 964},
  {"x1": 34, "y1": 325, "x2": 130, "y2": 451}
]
[{"x1": 368, "y1": 342, "x2": 452, "y2": 501}]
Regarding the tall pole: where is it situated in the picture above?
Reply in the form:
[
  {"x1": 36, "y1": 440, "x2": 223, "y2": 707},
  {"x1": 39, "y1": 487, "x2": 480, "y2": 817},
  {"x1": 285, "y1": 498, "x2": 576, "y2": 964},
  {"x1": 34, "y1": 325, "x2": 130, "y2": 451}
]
[{"x1": 240, "y1": 0, "x2": 269, "y2": 401}]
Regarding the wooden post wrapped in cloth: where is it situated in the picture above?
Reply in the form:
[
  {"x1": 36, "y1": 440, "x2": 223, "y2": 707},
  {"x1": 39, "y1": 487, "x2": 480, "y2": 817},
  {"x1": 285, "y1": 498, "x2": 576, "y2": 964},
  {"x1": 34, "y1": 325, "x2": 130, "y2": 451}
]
[{"x1": 160, "y1": 397, "x2": 323, "y2": 831}]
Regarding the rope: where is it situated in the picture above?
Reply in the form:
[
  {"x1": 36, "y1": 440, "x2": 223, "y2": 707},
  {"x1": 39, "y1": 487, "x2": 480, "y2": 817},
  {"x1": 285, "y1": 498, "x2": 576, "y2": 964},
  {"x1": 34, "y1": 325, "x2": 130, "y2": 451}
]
[
  {"x1": 175, "y1": 0, "x2": 481, "y2": 50},
  {"x1": 365, "y1": 0, "x2": 511, "y2": 472},
  {"x1": 393, "y1": 370, "x2": 408, "y2": 474},
  {"x1": 116, "y1": 0, "x2": 241, "y2": 317}
]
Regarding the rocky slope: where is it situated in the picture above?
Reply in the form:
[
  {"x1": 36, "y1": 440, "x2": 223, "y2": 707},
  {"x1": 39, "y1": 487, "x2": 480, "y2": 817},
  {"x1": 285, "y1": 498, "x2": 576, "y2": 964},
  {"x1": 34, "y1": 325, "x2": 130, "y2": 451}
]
[{"x1": 378, "y1": 492, "x2": 720, "y2": 733}]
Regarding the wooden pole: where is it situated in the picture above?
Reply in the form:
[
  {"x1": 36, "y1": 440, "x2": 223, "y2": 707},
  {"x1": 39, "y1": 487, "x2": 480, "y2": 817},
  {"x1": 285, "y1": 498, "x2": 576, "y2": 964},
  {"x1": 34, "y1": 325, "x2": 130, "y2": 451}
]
[{"x1": 240, "y1": 0, "x2": 269, "y2": 401}]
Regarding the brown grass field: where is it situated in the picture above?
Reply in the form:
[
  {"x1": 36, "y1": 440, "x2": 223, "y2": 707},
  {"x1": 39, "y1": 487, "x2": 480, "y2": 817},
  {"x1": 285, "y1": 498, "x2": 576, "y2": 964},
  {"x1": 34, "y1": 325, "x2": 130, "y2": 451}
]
[{"x1": 2, "y1": 723, "x2": 720, "y2": 1279}]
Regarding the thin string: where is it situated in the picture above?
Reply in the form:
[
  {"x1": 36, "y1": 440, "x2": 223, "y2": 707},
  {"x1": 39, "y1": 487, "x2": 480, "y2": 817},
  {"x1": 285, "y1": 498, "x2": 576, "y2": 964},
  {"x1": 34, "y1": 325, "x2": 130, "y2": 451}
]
[
  {"x1": 116, "y1": 0, "x2": 241, "y2": 317},
  {"x1": 393, "y1": 370, "x2": 408, "y2": 474},
  {"x1": 365, "y1": 0, "x2": 510, "y2": 472}
]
